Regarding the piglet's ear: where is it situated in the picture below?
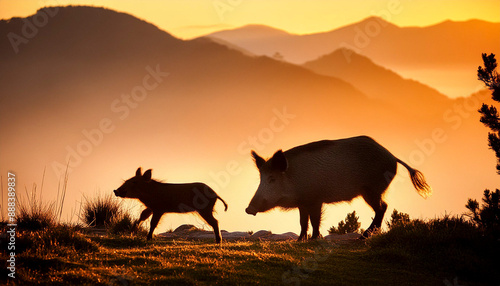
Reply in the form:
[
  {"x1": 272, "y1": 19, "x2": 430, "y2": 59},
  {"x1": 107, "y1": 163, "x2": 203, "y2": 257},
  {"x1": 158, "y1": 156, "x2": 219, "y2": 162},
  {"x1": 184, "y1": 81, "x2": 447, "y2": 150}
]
[
  {"x1": 251, "y1": 151, "x2": 266, "y2": 169},
  {"x1": 271, "y1": 150, "x2": 287, "y2": 172},
  {"x1": 135, "y1": 167, "x2": 142, "y2": 177},
  {"x1": 143, "y1": 169, "x2": 152, "y2": 181}
]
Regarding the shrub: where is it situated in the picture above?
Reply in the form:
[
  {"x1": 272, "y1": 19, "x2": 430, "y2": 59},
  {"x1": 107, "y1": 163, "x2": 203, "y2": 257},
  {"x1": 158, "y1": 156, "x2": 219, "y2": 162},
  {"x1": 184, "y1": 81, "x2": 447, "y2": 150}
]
[
  {"x1": 465, "y1": 189, "x2": 500, "y2": 237},
  {"x1": 14, "y1": 169, "x2": 67, "y2": 231},
  {"x1": 328, "y1": 211, "x2": 361, "y2": 234},
  {"x1": 16, "y1": 185, "x2": 58, "y2": 231},
  {"x1": 17, "y1": 201, "x2": 56, "y2": 231},
  {"x1": 17, "y1": 225, "x2": 99, "y2": 256},
  {"x1": 81, "y1": 193, "x2": 122, "y2": 228},
  {"x1": 368, "y1": 215, "x2": 499, "y2": 283},
  {"x1": 386, "y1": 209, "x2": 410, "y2": 230},
  {"x1": 109, "y1": 211, "x2": 147, "y2": 236}
]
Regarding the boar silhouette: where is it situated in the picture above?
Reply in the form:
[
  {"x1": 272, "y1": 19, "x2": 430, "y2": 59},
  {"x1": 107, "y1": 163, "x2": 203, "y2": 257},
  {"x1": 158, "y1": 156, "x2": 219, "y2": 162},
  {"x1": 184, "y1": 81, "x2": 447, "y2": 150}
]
[{"x1": 246, "y1": 136, "x2": 431, "y2": 240}]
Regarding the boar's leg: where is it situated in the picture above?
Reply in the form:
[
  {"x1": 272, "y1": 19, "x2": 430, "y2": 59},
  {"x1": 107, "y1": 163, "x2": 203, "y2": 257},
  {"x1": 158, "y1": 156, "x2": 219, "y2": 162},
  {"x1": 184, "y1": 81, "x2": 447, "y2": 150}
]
[
  {"x1": 372, "y1": 200, "x2": 388, "y2": 230},
  {"x1": 362, "y1": 196, "x2": 388, "y2": 238},
  {"x1": 298, "y1": 207, "x2": 309, "y2": 241},
  {"x1": 309, "y1": 203, "x2": 323, "y2": 240},
  {"x1": 134, "y1": 208, "x2": 153, "y2": 229},
  {"x1": 147, "y1": 212, "x2": 162, "y2": 241},
  {"x1": 198, "y1": 210, "x2": 222, "y2": 243}
]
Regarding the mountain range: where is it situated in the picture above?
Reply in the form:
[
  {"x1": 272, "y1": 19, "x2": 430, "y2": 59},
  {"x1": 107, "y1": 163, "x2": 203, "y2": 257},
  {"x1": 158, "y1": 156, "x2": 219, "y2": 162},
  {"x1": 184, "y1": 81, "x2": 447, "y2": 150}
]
[
  {"x1": 206, "y1": 17, "x2": 500, "y2": 66},
  {"x1": 206, "y1": 17, "x2": 500, "y2": 97},
  {"x1": 302, "y1": 48, "x2": 451, "y2": 117},
  {"x1": 0, "y1": 6, "x2": 497, "y2": 233}
]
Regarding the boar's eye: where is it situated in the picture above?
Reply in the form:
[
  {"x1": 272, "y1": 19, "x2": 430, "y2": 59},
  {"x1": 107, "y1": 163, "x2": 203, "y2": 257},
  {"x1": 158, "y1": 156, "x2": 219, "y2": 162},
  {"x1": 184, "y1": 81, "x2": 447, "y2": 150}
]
[{"x1": 267, "y1": 176, "x2": 276, "y2": 184}]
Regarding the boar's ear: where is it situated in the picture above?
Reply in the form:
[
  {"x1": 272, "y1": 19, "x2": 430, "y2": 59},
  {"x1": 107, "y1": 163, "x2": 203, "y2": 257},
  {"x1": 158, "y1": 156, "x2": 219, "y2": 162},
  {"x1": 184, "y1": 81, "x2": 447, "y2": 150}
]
[
  {"x1": 271, "y1": 150, "x2": 287, "y2": 172},
  {"x1": 143, "y1": 169, "x2": 152, "y2": 181},
  {"x1": 135, "y1": 167, "x2": 142, "y2": 177},
  {"x1": 251, "y1": 151, "x2": 266, "y2": 169}
]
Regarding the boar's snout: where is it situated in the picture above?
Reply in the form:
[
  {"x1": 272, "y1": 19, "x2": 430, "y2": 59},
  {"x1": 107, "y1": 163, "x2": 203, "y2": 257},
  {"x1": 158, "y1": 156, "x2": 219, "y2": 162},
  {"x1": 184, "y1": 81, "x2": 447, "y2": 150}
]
[{"x1": 245, "y1": 206, "x2": 257, "y2": 216}]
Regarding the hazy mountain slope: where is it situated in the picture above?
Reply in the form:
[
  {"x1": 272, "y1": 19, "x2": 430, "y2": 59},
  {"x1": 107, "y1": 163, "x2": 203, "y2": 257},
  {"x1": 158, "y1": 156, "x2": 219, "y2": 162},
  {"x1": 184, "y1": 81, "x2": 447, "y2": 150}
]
[
  {"x1": 206, "y1": 17, "x2": 500, "y2": 67},
  {"x1": 206, "y1": 17, "x2": 500, "y2": 97},
  {"x1": 0, "y1": 6, "x2": 386, "y2": 187},
  {"x1": 303, "y1": 48, "x2": 451, "y2": 117},
  {"x1": 0, "y1": 6, "x2": 368, "y2": 127}
]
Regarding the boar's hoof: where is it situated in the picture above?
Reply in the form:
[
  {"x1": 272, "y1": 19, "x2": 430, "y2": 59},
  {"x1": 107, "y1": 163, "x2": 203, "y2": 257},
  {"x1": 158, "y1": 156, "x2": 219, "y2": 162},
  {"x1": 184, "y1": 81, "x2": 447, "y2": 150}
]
[{"x1": 360, "y1": 229, "x2": 373, "y2": 239}]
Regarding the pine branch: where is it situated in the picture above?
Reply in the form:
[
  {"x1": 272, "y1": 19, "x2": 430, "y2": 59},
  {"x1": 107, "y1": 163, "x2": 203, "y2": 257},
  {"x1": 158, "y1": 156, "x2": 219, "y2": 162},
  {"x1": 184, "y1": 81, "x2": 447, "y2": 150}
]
[
  {"x1": 478, "y1": 53, "x2": 500, "y2": 102},
  {"x1": 479, "y1": 104, "x2": 500, "y2": 131}
]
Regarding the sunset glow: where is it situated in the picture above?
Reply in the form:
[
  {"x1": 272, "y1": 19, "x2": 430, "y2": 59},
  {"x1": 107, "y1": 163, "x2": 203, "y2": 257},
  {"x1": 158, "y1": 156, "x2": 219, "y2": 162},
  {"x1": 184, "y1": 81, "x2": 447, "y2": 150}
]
[{"x1": 1, "y1": 0, "x2": 499, "y2": 39}]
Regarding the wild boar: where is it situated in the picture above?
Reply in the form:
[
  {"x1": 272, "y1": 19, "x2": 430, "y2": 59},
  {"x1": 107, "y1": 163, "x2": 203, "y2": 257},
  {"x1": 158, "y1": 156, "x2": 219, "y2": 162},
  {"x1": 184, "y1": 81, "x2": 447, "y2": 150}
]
[
  {"x1": 114, "y1": 167, "x2": 228, "y2": 243},
  {"x1": 245, "y1": 136, "x2": 432, "y2": 240}
]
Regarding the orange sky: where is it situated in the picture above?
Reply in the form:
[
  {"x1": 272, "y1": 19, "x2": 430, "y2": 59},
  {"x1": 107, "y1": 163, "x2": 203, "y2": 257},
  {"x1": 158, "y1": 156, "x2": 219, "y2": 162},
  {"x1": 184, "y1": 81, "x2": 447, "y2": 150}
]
[{"x1": 0, "y1": 0, "x2": 499, "y2": 39}]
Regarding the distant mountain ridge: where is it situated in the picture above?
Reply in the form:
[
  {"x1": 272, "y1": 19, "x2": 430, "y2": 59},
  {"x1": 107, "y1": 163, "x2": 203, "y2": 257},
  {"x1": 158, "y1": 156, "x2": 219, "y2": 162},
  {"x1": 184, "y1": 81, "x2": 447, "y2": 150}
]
[
  {"x1": 0, "y1": 5, "x2": 373, "y2": 144},
  {"x1": 206, "y1": 17, "x2": 500, "y2": 66},
  {"x1": 303, "y1": 48, "x2": 451, "y2": 117},
  {"x1": 206, "y1": 16, "x2": 500, "y2": 97}
]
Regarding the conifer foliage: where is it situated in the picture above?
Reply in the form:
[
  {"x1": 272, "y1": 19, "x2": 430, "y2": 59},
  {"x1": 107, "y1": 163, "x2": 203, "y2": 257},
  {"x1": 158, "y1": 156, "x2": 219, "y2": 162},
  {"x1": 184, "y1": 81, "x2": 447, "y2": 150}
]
[{"x1": 478, "y1": 53, "x2": 500, "y2": 173}]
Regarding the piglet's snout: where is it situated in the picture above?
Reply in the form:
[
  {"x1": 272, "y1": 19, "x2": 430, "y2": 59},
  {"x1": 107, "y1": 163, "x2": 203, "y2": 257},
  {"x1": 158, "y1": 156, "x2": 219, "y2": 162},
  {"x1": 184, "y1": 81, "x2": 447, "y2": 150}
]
[{"x1": 245, "y1": 206, "x2": 257, "y2": 216}]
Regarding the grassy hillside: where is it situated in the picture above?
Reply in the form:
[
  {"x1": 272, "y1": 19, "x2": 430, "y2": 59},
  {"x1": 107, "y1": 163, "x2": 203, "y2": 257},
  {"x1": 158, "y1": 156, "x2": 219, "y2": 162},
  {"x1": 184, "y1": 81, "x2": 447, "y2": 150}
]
[
  {"x1": 0, "y1": 232, "x2": 426, "y2": 285},
  {"x1": 2, "y1": 221, "x2": 497, "y2": 285}
]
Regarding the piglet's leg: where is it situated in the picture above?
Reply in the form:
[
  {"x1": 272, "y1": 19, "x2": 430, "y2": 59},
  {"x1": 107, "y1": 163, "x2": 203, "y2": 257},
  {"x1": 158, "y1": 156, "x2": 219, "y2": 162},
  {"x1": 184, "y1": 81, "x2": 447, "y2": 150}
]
[
  {"x1": 147, "y1": 212, "x2": 162, "y2": 241},
  {"x1": 134, "y1": 208, "x2": 153, "y2": 229},
  {"x1": 199, "y1": 210, "x2": 222, "y2": 244}
]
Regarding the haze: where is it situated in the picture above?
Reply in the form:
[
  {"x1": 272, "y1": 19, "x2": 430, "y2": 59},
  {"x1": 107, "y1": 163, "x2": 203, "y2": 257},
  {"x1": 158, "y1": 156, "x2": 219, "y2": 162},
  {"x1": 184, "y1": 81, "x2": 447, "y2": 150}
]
[{"x1": 1, "y1": 1, "x2": 499, "y2": 236}]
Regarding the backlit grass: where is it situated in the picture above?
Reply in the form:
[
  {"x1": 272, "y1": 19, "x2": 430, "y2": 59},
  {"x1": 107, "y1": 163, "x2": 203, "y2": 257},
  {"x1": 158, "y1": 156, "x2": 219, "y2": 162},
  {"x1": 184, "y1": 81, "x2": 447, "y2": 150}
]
[{"x1": 2, "y1": 229, "x2": 470, "y2": 286}]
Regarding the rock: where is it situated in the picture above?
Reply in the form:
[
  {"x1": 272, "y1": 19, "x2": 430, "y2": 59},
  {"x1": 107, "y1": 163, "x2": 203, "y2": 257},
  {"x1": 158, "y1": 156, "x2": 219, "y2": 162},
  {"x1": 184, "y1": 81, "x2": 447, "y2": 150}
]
[
  {"x1": 173, "y1": 224, "x2": 198, "y2": 233},
  {"x1": 270, "y1": 232, "x2": 299, "y2": 241},
  {"x1": 250, "y1": 230, "x2": 272, "y2": 240},
  {"x1": 159, "y1": 232, "x2": 178, "y2": 238},
  {"x1": 324, "y1": 232, "x2": 362, "y2": 241},
  {"x1": 159, "y1": 225, "x2": 298, "y2": 241},
  {"x1": 222, "y1": 231, "x2": 251, "y2": 240},
  {"x1": 188, "y1": 231, "x2": 214, "y2": 239}
]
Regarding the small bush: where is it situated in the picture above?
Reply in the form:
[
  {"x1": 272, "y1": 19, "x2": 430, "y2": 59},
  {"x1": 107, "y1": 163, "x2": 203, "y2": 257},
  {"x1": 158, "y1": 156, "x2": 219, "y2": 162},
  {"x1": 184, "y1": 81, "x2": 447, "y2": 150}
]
[
  {"x1": 17, "y1": 187, "x2": 58, "y2": 231},
  {"x1": 17, "y1": 225, "x2": 99, "y2": 256},
  {"x1": 328, "y1": 211, "x2": 361, "y2": 234},
  {"x1": 17, "y1": 202, "x2": 56, "y2": 231},
  {"x1": 15, "y1": 170, "x2": 67, "y2": 231},
  {"x1": 368, "y1": 215, "x2": 499, "y2": 283},
  {"x1": 109, "y1": 212, "x2": 147, "y2": 236},
  {"x1": 369, "y1": 216, "x2": 478, "y2": 250},
  {"x1": 81, "y1": 194, "x2": 122, "y2": 227},
  {"x1": 466, "y1": 189, "x2": 500, "y2": 237},
  {"x1": 386, "y1": 209, "x2": 410, "y2": 230}
]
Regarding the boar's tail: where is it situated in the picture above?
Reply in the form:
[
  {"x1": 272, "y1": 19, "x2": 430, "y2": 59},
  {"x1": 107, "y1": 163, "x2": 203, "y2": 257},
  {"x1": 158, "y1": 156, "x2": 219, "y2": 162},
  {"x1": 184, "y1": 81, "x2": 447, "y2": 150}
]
[
  {"x1": 217, "y1": 196, "x2": 228, "y2": 211},
  {"x1": 396, "y1": 158, "x2": 433, "y2": 199}
]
